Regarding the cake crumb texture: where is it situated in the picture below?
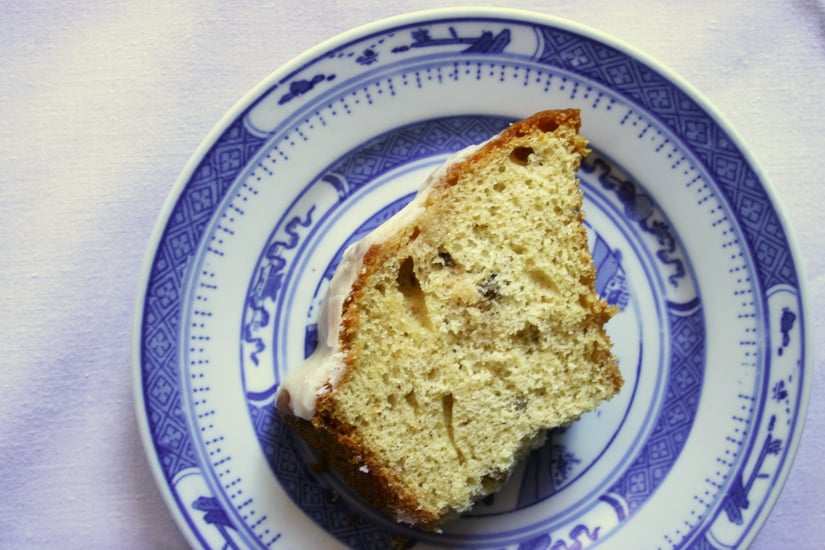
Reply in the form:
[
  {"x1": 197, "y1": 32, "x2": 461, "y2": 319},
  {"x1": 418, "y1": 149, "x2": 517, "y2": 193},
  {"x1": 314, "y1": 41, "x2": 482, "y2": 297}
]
[{"x1": 285, "y1": 109, "x2": 622, "y2": 530}]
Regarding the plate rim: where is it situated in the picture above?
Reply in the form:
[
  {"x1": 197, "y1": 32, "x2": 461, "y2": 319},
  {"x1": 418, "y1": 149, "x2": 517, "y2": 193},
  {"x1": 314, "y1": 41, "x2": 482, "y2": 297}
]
[{"x1": 131, "y1": 7, "x2": 813, "y2": 548}]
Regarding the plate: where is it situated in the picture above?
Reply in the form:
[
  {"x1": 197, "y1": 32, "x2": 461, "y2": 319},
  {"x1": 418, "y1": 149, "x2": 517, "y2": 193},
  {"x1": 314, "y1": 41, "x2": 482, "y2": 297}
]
[{"x1": 133, "y1": 8, "x2": 811, "y2": 549}]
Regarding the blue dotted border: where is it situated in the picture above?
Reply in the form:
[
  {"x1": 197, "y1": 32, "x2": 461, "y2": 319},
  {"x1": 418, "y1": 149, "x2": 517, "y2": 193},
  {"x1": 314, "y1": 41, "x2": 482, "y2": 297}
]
[{"x1": 137, "y1": 14, "x2": 804, "y2": 549}]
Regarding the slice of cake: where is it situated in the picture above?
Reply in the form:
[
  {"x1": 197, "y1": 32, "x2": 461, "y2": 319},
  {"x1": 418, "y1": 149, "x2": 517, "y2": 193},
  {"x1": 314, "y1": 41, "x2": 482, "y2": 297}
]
[{"x1": 276, "y1": 109, "x2": 622, "y2": 530}]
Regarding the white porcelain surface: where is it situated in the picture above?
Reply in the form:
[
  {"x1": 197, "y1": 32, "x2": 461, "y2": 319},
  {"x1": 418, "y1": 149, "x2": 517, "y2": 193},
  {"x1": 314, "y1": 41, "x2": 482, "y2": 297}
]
[{"x1": 134, "y1": 9, "x2": 810, "y2": 549}]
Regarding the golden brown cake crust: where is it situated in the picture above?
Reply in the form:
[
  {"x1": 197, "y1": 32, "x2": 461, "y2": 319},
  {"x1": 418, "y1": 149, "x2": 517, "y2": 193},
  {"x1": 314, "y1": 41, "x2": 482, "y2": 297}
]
[
  {"x1": 282, "y1": 392, "x2": 442, "y2": 529},
  {"x1": 436, "y1": 109, "x2": 583, "y2": 191}
]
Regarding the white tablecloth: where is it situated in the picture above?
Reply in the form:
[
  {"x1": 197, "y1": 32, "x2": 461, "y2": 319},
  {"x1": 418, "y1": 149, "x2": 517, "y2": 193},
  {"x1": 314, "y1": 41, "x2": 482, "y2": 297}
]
[{"x1": 1, "y1": 1, "x2": 822, "y2": 547}]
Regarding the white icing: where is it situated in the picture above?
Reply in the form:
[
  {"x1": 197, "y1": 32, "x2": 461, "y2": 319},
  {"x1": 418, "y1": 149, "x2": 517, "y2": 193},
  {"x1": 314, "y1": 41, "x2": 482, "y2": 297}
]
[
  {"x1": 276, "y1": 143, "x2": 482, "y2": 420},
  {"x1": 392, "y1": 508, "x2": 422, "y2": 527}
]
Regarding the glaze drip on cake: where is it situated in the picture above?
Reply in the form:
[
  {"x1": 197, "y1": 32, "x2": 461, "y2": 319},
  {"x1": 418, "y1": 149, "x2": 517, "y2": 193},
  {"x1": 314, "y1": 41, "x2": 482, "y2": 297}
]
[{"x1": 277, "y1": 143, "x2": 483, "y2": 420}]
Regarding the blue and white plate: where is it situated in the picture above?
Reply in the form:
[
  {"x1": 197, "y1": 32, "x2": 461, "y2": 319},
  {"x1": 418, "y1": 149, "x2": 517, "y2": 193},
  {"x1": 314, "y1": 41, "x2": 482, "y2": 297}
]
[{"x1": 133, "y1": 8, "x2": 811, "y2": 549}]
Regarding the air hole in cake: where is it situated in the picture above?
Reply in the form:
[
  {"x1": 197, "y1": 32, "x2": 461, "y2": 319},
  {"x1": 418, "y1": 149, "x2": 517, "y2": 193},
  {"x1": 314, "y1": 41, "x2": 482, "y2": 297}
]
[
  {"x1": 472, "y1": 223, "x2": 489, "y2": 236},
  {"x1": 515, "y1": 322, "x2": 541, "y2": 346},
  {"x1": 529, "y1": 268, "x2": 559, "y2": 294},
  {"x1": 493, "y1": 181, "x2": 506, "y2": 192},
  {"x1": 405, "y1": 390, "x2": 420, "y2": 412},
  {"x1": 510, "y1": 242, "x2": 525, "y2": 255},
  {"x1": 437, "y1": 250, "x2": 454, "y2": 267},
  {"x1": 409, "y1": 226, "x2": 421, "y2": 241},
  {"x1": 442, "y1": 393, "x2": 466, "y2": 464},
  {"x1": 509, "y1": 146, "x2": 534, "y2": 166},
  {"x1": 486, "y1": 363, "x2": 512, "y2": 379},
  {"x1": 396, "y1": 257, "x2": 431, "y2": 327},
  {"x1": 537, "y1": 118, "x2": 559, "y2": 133}
]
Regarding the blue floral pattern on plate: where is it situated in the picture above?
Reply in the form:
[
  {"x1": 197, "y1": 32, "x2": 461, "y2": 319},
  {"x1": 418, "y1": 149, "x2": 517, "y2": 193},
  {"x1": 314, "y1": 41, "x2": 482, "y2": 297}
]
[{"x1": 135, "y1": 9, "x2": 809, "y2": 549}]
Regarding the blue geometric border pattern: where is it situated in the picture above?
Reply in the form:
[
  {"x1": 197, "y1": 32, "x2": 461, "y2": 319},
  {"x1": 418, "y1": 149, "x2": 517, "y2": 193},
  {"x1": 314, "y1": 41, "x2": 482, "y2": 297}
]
[
  {"x1": 531, "y1": 24, "x2": 797, "y2": 289},
  {"x1": 607, "y1": 303, "x2": 704, "y2": 513},
  {"x1": 141, "y1": 119, "x2": 265, "y2": 481}
]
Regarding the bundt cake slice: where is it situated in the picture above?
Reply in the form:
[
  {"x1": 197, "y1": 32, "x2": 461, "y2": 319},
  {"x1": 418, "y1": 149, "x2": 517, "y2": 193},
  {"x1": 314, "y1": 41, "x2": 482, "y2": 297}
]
[{"x1": 276, "y1": 109, "x2": 622, "y2": 530}]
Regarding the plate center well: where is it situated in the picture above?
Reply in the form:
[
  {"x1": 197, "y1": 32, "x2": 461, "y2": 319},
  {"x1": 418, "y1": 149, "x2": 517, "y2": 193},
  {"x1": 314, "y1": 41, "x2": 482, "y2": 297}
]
[{"x1": 240, "y1": 117, "x2": 702, "y2": 543}]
